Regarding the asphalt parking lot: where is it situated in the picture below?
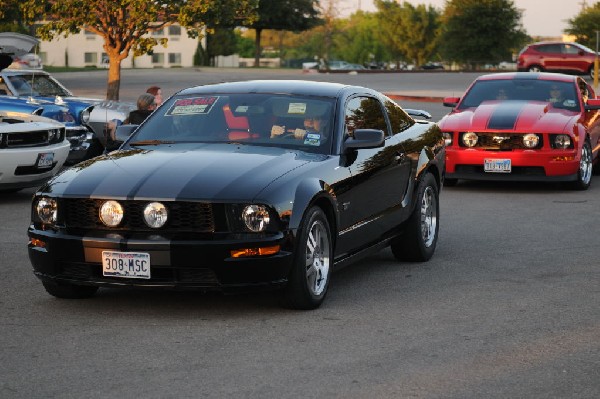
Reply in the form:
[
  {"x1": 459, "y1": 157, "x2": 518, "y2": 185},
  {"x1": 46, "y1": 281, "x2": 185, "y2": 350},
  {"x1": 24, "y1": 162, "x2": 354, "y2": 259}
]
[{"x1": 1, "y1": 69, "x2": 599, "y2": 398}]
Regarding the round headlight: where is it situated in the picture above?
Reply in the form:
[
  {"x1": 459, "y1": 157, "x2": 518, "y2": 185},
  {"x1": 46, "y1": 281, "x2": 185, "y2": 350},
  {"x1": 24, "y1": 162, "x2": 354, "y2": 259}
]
[
  {"x1": 143, "y1": 202, "x2": 168, "y2": 228},
  {"x1": 36, "y1": 197, "x2": 57, "y2": 224},
  {"x1": 81, "y1": 107, "x2": 92, "y2": 124},
  {"x1": 523, "y1": 133, "x2": 539, "y2": 148},
  {"x1": 554, "y1": 134, "x2": 571, "y2": 149},
  {"x1": 100, "y1": 200, "x2": 124, "y2": 227},
  {"x1": 462, "y1": 132, "x2": 478, "y2": 147},
  {"x1": 443, "y1": 132, "x2": 453, "y2": 146},
  {"x1": 242, "y1": 205, "x2": 270, "y2": 232}
]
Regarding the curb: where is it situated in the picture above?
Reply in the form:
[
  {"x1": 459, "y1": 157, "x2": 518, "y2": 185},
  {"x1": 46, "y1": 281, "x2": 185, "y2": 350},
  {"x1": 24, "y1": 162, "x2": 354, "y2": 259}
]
[{"x1": 384, "y1": 93, "x2": 445, "y2": 103}]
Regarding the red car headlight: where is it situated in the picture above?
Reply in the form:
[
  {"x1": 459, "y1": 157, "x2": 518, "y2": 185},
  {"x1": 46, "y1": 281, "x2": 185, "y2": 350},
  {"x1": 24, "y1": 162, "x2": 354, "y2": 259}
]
[
  {"x1": 462, "y1": 132, "x2": 478, "y2": 147},
  {"x1": 523, "y1": 133, "x2": 540, "y2": 148}
]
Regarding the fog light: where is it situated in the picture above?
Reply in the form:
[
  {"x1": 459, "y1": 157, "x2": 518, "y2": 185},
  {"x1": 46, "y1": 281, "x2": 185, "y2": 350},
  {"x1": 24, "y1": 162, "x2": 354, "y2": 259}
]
[
  {"x1": 523, "y1": 133, "x2": 539, "y2": 148},
  {"x1": 462, "y1": 132, "x2": 478, "y2": 147},
  {"x1": 143, "y1": 202, "x2": 168, "y2": 228},
  {"x1": 100, "y1": 200, "x2": 123, "y2": 227}
]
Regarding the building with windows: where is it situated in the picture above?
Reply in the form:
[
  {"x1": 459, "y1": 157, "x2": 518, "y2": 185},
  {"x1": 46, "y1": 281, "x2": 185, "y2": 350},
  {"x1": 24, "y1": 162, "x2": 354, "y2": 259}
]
[{"x1": 38, "y1": 25, "x2": 202, "y2": 68}]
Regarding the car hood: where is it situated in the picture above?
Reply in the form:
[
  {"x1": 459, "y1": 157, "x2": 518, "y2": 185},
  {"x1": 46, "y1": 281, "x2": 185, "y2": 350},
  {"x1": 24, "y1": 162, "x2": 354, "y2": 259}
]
[
  {"x1": 440, "y1": 101, "x2": 576, "y2": 133},
  {"x1": 43, "y1": 143, "x2": 322, "y2": 201}
]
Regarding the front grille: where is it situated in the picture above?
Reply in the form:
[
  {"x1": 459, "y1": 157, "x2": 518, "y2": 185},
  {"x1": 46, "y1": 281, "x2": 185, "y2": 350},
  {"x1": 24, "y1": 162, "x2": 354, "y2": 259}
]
[
  {"x1": 0, "y1": 127, "x2": 65, "y2": 148},
  {"x1": 61, "y1": 199, "x2": 215, "y2": 232},
  {"x1": 460, "y1": 133, "x2": 543, "y2": 150},
  {"x1": 58, "y1": 261, "x2": 221, "y2": 286}
]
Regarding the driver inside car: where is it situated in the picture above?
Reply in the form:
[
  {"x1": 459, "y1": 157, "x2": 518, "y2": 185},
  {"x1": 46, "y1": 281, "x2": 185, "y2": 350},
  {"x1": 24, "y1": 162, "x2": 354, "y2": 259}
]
[{"x1": 270, "y1": 115, "x2": 325, "y2": 140}]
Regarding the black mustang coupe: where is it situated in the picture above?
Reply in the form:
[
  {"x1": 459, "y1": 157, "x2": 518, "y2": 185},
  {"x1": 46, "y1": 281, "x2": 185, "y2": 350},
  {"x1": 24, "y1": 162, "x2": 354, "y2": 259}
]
[{"x1": 28, "y1": 80, "x2": 445, "y2": 309}]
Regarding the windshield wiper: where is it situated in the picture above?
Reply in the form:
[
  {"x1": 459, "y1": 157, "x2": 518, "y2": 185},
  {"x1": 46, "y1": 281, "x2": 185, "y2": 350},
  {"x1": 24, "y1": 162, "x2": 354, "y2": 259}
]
[{"x1": 129, "y1": 140, "x2": 175, "y2": 146}]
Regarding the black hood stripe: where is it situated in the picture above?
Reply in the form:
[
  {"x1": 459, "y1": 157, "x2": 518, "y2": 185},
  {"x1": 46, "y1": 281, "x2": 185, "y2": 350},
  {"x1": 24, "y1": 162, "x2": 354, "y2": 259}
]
[{"x1": 487, "y1": 101, "x2": 526, "y2": 130}]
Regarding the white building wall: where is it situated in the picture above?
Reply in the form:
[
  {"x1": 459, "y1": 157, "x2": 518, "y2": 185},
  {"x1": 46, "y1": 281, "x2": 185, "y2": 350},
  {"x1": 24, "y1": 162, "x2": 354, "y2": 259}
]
[{"x1": 39, "y1": 25, "x2": 203, "y2": 68}]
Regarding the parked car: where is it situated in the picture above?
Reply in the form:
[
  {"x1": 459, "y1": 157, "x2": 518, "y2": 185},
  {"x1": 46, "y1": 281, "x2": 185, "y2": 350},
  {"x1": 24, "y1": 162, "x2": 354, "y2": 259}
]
[
  {"x1": 517, "y1": 41, "x2": 598, "y2": 79},
  {"x1": 322, "y1": 60, "x2": 365, "y2": 71},
  {"x1": 8, "y1": 52, "x2": 43, "y2": 69},
  {"x1": 0, "y1": 74, "x2": 98, "y2": 164},
  {"x1": 439, "y1": 72, "x2": 600, "y2": 189},
  {"x1": 420, "y1": 62, "x2": 444, "y2": 70},
  {"x1": 28, "y1": 80, "x2": 445, "y2": 309},
  {"x1": 0, "y1": 32, "x2": 133, "y2": 158},
  {"x1": 0, "y1": 110, "x2": 70, "y2": 193}
]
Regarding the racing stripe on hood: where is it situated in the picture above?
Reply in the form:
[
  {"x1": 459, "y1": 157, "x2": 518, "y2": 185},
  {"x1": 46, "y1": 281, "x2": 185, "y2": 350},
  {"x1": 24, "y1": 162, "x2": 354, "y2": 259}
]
[{"x1": 487, "y1": 101, "x2": 526, "y2": 130}]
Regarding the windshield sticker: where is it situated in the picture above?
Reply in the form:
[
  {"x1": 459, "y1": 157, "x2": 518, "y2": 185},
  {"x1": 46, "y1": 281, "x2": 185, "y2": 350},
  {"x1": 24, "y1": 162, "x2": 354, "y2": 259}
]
[
  {"x1": 166, "y1": 96, "x2": 219, "y2": 116},
  {"x1": 304, "y1": 133, "x2": 321, "y2": 146},
  {"x1": 288, "y1": 103, "x2": 307, "y2": 114},
  {"x1": 563, "y1": 99, "x2": 576, "y2": 107},
  {"x1": 235, "y1": 105, "x2": 249, "y2": 113}
]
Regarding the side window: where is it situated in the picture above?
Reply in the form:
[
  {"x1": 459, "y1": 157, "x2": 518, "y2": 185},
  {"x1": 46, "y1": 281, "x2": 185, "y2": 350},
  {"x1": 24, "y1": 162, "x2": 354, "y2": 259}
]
[
  {"x1": 344, "y1": 97, "x2": 388, "y2": 138},
  {"x1": 384, "y1": 99, "x2": 414, "y2": 135},
  {"x1": 563, "y1": 44, "x2": 580, "y2": 55},
  {"x1": 537, "y1": 44, "x2": 560, "y2": 53}
]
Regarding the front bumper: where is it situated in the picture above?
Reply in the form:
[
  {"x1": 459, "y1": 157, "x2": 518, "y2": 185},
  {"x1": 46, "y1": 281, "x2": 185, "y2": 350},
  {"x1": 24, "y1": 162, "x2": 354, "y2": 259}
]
[
  {"x1": 445, "y1": 148, "x2": 580, "y2": 182},
  {"x1": 0, "y1": 141, "x2": 70, "y2": 190},
  {"x1": 28, "y1": 228, "x2": 295, "y2": 292}
]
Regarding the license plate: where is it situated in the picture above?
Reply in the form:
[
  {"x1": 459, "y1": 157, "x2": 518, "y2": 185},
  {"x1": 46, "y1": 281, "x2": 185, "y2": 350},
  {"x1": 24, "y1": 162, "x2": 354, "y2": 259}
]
[
  {"x1": 484, "y1": 158, "x2": 511, "y2": 173},
  {"x1": 37, "y1": 152, "x2": 54, "y2": 168},
  {"x1": 102, "y1": 251, "x2": 151, "y2": 279}
]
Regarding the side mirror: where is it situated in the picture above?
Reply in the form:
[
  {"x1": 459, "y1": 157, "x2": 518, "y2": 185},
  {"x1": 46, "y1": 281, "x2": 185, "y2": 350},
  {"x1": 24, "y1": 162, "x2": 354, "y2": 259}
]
[
  {"x1": 584, "y1": 98, "x2": 600, "y2": 111},
  {"x1": 344, "y1": 129, "x2": 385, "y2": 150},
  {"x1": 443, "y1": 97, "x2": 460, "y2": 107}
]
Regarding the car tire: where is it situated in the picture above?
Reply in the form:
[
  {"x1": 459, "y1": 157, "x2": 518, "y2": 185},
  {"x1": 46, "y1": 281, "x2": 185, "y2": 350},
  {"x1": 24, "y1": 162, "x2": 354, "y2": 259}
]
[
  {"x1": 391, "y1": 172, "x2": 439, "y2": 262},
  {"x1": 443, "y1": 178, "x2": 458, "y2": 187},
  {"x1": 590, "y1": 65, "x2": 596, "y2": 80},
  {"x1": 528, "y1": 65, "x2": 543, "y2": 73},
  {"x1": 570, "y1": 140, "x2": 593, "y2": 190},
  {"x1": 42, "y1": 281, "x2": 98, "y2": 299},
  {"x1": 283, "y1": 206, "x2": 332, "y2": 310}
]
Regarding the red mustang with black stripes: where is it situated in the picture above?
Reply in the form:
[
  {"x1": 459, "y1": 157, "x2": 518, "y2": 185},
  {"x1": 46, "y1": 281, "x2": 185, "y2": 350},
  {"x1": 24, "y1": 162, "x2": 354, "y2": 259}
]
[{"x1": 440, "y1": 72, "x2": 600, "y2": 189}]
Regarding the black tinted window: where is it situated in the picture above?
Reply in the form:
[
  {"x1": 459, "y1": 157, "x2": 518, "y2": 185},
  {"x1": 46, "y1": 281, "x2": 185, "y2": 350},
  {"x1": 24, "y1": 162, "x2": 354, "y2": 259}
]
[
  {"x1": 344, "y1": 97, "x2": 388, "y2": 137},
  {"x1": 536, "y1": 44, "x2": 561, "y2": 53},
  {"x1": 384, "y1": 99, "x2": 413, "y2": 135}
]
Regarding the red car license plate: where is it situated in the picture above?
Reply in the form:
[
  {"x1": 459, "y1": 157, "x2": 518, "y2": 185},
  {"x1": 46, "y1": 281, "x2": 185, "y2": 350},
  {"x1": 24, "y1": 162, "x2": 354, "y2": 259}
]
[{"x1": 484, "y1": 159, "x2": 511, "y2": 173}]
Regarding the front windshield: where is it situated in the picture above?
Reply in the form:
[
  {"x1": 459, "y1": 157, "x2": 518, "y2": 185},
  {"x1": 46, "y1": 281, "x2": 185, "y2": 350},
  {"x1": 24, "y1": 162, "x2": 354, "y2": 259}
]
[
  {"x1": 459, "y1": 79, "x2": 580, "y2": 111},
  {"x1": 129, "y1": 93, "x2": 336, "y2": 155},
  {"x1": 7, "y1": 74, "x2": 71, "y2": 97}
]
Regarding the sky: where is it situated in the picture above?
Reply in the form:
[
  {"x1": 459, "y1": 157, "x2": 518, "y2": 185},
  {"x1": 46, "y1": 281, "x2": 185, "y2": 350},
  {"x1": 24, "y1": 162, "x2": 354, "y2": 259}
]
[{"x1": 339, "y1": 0, "x2": 588, "y2": 38}]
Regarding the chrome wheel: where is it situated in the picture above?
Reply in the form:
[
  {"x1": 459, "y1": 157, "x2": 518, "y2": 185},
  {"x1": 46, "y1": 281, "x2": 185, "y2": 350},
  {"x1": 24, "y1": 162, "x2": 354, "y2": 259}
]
[
  {"x1": 305, "y1": 219, "x2": 330, "y2": 296},
  {"x1": 283, "y1": 207, "x2": 332, "y2": 309},
  {"x1": 579, "y1": 142, "x2": 592, "y2": 186},
  {"x1": 528, "y1": 65, "x2": 542, "y2": 73},
  {"x1": 420, "y1": 185, "x2": 438, "y2": 248}
]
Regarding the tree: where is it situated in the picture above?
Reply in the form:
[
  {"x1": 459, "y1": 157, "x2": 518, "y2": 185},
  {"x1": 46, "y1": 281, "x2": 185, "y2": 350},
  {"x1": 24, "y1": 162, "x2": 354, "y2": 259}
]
[
  {"x1": 0, "y1": 0, "x2": 45, "y2": 34},
  {"x1": 244, "y1": 0, "x2": 321, "y2": 67},
  {"x1": 440, "y1": 0, "x2": 528, "y2": 69},
  {"x1": 375, "y1": 0, "x2": 441, "y2": 67},
  {"x1": 565, "y1": 3, "x2": 600, "y2": 49},
  {"x1": 32, "y1": 0, "x2": 257, "y2": 100},
  {"x1": 333, "y1": 12, "x2": 390, "y2": 66}
]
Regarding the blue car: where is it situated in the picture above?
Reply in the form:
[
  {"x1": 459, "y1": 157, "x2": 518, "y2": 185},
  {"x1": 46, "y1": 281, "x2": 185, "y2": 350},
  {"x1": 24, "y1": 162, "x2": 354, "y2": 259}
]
[
  {"x1": 0, "y1": 94, "x2": 96, "y2": 164},
  {"x1": 0, "y1": 33, "x2": 122, "y2": 163}
]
